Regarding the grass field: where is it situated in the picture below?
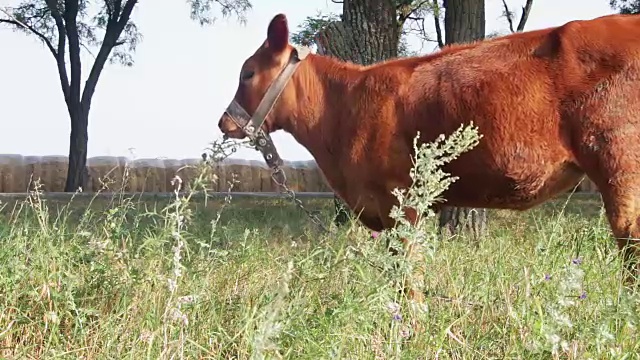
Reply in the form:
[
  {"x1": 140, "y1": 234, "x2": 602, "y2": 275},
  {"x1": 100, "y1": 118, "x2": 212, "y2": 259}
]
[{"x1": 0, "y1": 183, "x2": 639, "y2": 359}]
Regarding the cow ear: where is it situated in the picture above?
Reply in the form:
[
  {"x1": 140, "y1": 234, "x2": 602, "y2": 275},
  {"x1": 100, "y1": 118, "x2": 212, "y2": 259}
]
[{"x1": 266, "y1": 13, "x2": 289, "y2": 53}]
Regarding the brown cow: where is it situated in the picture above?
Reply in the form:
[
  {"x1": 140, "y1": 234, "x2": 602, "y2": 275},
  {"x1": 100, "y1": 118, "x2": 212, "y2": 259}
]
[{"x1": 218, "y1": 13, "x2": 640, "y2": 302}]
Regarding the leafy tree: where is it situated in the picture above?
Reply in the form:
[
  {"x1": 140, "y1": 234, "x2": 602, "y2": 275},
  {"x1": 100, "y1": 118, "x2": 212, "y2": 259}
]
[
  {"x1": 0, "y1": 0, "x2": 251, "y2": 192},
  {"x1": 610, "y1": 0, "x2": 640, "y2": 14}
]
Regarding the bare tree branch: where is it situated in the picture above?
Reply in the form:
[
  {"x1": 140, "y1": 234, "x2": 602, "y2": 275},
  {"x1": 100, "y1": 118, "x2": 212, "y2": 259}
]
[
  {"x1": 501, "y1": 0, "x2": 515, "y2": 33},
  {"x1": 517, "y1": 0, "x2": 533, "y2": 32},
  {"x1": 501, "y1": 0, "x2": 534, "y2": 33}
]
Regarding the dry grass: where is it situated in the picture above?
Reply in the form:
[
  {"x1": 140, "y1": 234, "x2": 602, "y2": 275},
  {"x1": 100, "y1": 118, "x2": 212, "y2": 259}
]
[{"x1": 0, "y1": 184, "x2": 638, "y2": 359}]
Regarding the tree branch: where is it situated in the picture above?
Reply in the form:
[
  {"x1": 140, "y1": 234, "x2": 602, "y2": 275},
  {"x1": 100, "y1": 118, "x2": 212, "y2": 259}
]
[
  {"x1": 44, "y1": 0, "x2": 71, "y2": 104},
  {"x1": 432, "y1": 0, "x2": 444, "y2": 48},
  {"x1": 0, "y1": 16, "x2": 57, "y2": 57},
  {"x1": 501, "y1": 0, "x2": 534, "y2": 33},
  {"x1": 0, "y1": 6, "x2": 52, "y2": 50},
  {"x1": 397, "y1": 0, "x2": 430, "y2": 28},
  {"x1": 81, "y1": 0, "x2": 137, "y2": 109},
  {"x1": 516, "y1": 0, "x2": 533, "y2": 32},
  {"x1": 501, "y1": 0, "x2": 515, "y2": 33},
  {"x1": 64, "y1": 0, "x2": 82, "y2": 111}
]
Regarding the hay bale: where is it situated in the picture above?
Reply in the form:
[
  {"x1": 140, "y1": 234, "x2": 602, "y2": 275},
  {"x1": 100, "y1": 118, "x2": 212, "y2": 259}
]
[
  {"x1": 293, "y1": 160, "x2": 319, "y2": 192},
  {"x1": 246, "y1": 159, "x2": 267, "y2": 192},
  {"x1": 175, "y1": 158, "x2": 202, "y2": 192},
  {"x1": 87, "y1": 156, "x2": 125, "y2": 192},
  {"x1": 163, "y1": 159, "x2": 183, "y2": 193},
  {"x1": 317, "y1": 170, "x2": 332, "y2": 192},
  {"x1": 222, "y1": 158, "x2": 261, "y2": 192},
  {"x1": 23, "y1": 155, "x2": 68, "y2": 191},
  {"x1": 24, "y1": 156, "x2": 47, "y2": 191},
  {"x1": 208, "y1": 161, "x2": 222, "y2": 192},
  {"x1": 578, "y1": 177, "x2": 599, "y2": 193},
  {"x1": 246, "y1": 159, "x2": 274, "y2": 192},
  {"x1": 128, "y1": 158, "x2": 167, "y2": 193},
  {"x1": 210, "y1": 160, "x2": 227, "y2": 192},
  {"x1": 283, "y1": 160, "x2": 300, "y2": 192},
  {"x1": 306, "y1": 162, "x2": 331, "y2": 192},
  {"x1": 0, "y1": 154, "x2": 27, "y2": 193}
]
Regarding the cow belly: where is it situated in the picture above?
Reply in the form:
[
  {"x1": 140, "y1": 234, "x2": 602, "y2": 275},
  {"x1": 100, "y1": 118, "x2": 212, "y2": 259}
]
[{"x1": 443, "y1": 159, "x2": 584, "y2": 210}]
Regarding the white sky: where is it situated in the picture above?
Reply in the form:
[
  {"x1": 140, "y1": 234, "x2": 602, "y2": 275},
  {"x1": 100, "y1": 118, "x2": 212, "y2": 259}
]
[{"x1": 0, "y1": 0, "x2": 615, "y2": 162}]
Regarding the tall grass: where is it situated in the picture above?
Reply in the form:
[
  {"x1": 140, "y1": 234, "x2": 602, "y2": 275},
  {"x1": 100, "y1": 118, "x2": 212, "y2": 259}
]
[{"x1": 0, "y1": 130, "x2": 639, "y2": 359}]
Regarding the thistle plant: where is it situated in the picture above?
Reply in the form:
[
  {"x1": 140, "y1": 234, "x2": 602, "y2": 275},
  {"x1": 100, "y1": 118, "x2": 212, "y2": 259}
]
[
  {"x1": 370, "y1": 123, "x2": 482, "y2": 347},
  {"x1": 382, "y1": 122, "x2": 482, "y2": 279}
]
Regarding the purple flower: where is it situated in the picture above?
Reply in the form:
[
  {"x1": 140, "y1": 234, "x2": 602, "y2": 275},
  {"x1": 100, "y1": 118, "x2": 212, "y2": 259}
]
[
  {"x1": 572, "y1": 257, "x2": 583, "y2": 265},
  {"x1": 393, "y1": 313, "x2": 402, "y2": 321},
  {"x1": 544, "y1": 274, "x2": 551, "y2": 281},
  {"x1": 371, "y1": 231, "x2": 379, "y2": 239},
  {"x1": 579, "y1": 291, "x2": 587, "y2": 300}
]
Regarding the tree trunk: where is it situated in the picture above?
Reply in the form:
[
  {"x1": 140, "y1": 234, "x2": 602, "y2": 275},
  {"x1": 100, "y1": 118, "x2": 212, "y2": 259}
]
[
  {"x1": 438, "y1": 0, "x2": 489, "y2": 242},
  {"x1": 316, "y1": 0, "x2": 400, "y2": 226},
  {"x1": 64, "y1": 106, "x2": 89, "y2": 192},
  {"x1": 443, "y1": 0, "x2": 485, "y2": 45}
]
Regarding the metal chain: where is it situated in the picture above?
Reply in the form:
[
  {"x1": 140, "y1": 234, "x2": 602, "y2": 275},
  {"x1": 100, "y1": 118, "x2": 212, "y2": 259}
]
[
  {"x1": 271, "y1": 166, "x2": 333, "y2": 235},
  {"x1": 212, "y1": 137, "x2": 333, "y2": 234}
]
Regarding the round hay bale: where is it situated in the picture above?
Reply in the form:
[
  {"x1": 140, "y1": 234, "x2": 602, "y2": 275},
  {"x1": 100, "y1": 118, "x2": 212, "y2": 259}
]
[
  {"x1": 246, "y1": 159, "x2": 266, "y2": 192},
  {"x1": 87, "y1": 156, "x2": 125, "y2": 192},
  {"x1": 23, "y1": 155, "x2": 42, "y2": 191},
  {"x1": 279, "y1": 160, "x2": 301, "y2": 192},
  {"x1": 129, "y1": 158, "x2": 167, "y2": 193},
  {"x1": 0, "y1": 154, "x2": 27, "y2": 193},
  {"x1": 220, "y1": 158, "x2": 253, "y2": 192},
  {"x1": 579, "y1": 177, "x2": 599, "y2": 193},
  {"x1": 310, "y1": 163, "x2": 331, "y2": 192},
  {"x1": 211, "y1": 160, "x2": 227, "y2": 192},
  {"x1": 38, "y1": 155, "x2": 69, "y2": 192},
  {"x1": 163, "y1": 159, "x2": 183, "y2": 193},
  {"x1": 217, "y1": 159, "x2": 237, "y2": 192},
  {"x1": 295, "y1": 160, "x2": 319, "y2": 192},
  {"x1": 222, "y1": 159, "x2": 241, "y2": 192},
  {"x1": 208, "y1": 160, "x2": 224, "y2": 192},
  {"x1": 175, "y1": 158, "x2": 202, "y2": 192},
  {"x1": 245, "y1": 159, "x2": 273, "y2": 192}
]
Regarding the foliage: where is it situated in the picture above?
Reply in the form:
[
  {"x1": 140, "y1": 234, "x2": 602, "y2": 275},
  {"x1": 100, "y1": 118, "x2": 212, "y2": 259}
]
[
  {"x1": 2, "y1": 0, "x2": 139, "y2": 67},
  {"x1": 289, "y1": 11, "x2": 340, "y2": 48},
  {"x1": 290, "y1": 1, "x2": 438, "y2": 58},
  {"x1": 382, "y1": 124, "x2": 482, "y2": 265},
  {"x1": 610, "y1": 0, "x2": 640, "y2": 14},
  {"x1": 187, "y1": 0, "x2": 252, "y2": 26},
  {"x1": 0, "y1": 0, "x2": 251, "y2": 67}
]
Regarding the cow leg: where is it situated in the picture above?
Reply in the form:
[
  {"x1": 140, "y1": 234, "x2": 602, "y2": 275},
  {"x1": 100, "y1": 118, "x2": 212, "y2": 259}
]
[
  {"x1": 578, "y1": 127, "x2": 640, "y2": 285},
  {"x1": 597, "y1": 180, "x2": 640, "y2": 285}
]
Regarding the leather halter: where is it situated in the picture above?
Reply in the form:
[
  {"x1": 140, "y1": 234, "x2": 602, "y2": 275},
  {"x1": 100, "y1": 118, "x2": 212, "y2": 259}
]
[{"x1": 224, "y1": 45, "x2": 311, "y2": 169}]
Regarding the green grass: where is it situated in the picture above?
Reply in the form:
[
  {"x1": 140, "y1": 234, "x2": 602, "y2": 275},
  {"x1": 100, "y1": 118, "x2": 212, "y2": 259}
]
[{"x1": 0, "y1": 187, "x2": 639, "y2": 359}]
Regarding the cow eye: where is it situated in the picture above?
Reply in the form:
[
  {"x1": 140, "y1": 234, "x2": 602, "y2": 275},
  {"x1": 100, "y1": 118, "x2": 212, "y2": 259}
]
[{"x1": 241, "y1": 70, "x2": 255, "y2": 81}]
